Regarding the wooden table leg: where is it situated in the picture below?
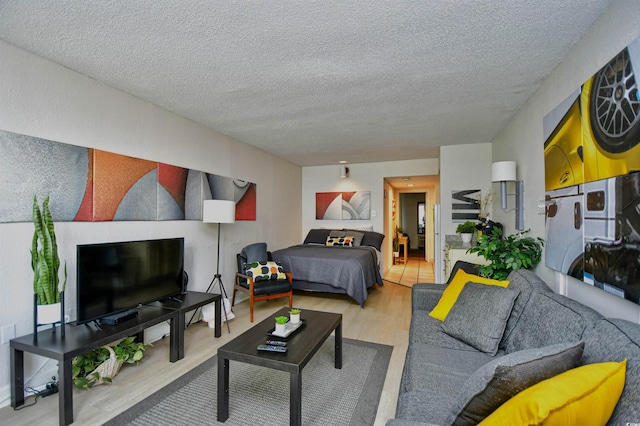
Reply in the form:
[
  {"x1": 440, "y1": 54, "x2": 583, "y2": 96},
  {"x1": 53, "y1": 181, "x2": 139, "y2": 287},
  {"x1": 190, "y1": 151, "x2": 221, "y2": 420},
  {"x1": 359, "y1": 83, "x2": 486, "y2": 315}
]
[
  {"x1": 217, "y1": 356, "x2": 229, "y2": 422},
  {"x1": 214, "y1": 296, "x2": 222, "y2": 338},
  {"x1": 10, "y1": 347, "x2": 24, "y2": 408},
  {"x1": 59, "y1": 357, "x2": 74, "y2": 425},
  {"x1": 335, "y1": 322, "x2": 342, "y2": 369}
]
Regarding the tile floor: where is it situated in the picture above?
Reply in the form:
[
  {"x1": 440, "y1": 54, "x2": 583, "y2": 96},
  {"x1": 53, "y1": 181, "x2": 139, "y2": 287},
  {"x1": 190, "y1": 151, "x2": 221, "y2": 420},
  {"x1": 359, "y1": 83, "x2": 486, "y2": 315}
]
[{"x1": 385, "y1": 250, "x2": 435, "y2": 287}]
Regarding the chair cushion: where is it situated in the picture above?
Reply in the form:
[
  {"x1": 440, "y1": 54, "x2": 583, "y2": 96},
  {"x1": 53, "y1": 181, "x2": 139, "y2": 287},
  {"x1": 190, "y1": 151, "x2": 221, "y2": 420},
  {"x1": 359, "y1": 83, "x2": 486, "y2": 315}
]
[
  {"x1": 245, "y1": 261, "x2": 287, "y2": 282},
  {"x1": 441, "y1": 283, "x2": 519, "y2": 356},
  {"x1": 250, "y1": 279, "x2": 292, "y2": 297},
  {"x1": 241, "y1": 242, "x2": 268, "y2": 263}
]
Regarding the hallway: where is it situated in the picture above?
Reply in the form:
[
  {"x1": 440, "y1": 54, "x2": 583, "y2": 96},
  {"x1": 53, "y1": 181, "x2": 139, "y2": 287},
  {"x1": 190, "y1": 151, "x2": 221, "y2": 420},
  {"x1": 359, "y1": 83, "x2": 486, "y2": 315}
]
[{"x1": 385, "y1": 249, "x2": 435, "y2": 287}]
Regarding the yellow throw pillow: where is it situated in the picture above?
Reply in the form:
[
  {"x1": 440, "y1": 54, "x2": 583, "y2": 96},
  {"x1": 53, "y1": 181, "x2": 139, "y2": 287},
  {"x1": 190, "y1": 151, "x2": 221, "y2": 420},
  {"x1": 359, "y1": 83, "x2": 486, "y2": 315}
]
[
  {"x1": 429, "y1": 269, "x2": 509, "y2": 321},
  {"x1": 479, "y1": 359, "x2": 627, "y2": 426}
]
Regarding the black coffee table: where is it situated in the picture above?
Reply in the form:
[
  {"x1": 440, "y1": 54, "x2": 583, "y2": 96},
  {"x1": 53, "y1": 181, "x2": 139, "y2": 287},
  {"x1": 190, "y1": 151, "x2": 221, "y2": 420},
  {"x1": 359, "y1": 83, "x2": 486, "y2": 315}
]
[{"x1": 217, "y1": 307, "x2": 342, "y2": 426}]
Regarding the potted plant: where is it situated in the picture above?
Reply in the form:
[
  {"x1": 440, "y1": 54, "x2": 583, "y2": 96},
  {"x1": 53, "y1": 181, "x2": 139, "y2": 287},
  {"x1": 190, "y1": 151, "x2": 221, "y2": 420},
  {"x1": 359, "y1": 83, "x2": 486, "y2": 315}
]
[
  {"x1": 274, "y1": 316, "x2": 289, "y2": 334},
  {"x1": 289, "y1": 308, "x2": 301, "y2": 324},
  {"x1": 456, "y1": 221, "x2": 476, "y2": 243},
  {"x1": 31, "y1": 195, "x2": 67, "y2": 325},
  {"x1": 72, "y1": 336, "x2": 152, "y2": 389},
  {"x1": 467, "y1": 228, "x2": 544, "y2": 280}
]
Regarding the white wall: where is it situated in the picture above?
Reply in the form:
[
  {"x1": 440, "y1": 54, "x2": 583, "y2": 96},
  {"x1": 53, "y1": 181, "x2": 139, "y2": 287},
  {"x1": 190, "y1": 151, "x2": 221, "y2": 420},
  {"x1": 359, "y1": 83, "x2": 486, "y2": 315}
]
[
  {"x1": 0, "y1": 41, "x2": 302, "y2": 405},
  {"x1": 301, "y1": 159, "x2": 439, "y2": 271},
  {"x1": 490, "y1": 0, "x2": 640, "y2": 323}
]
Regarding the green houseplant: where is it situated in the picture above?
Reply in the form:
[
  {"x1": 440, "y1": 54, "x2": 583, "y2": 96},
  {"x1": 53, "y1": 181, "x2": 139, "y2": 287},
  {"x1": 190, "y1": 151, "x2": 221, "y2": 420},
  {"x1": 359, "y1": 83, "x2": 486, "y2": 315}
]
[
  {"x1": 72, "y1": 336, "x2": 151, "y2": 389},
  {"x1": 467, "y1": 228, "x2": 544, "y2": 280},
  {"x1": 31, "y1": 195, "x2": 67, "y2": 326},
  {"x1": 274, "y1": 315, "x2": 289, "y2": 334},
  {"x1": 455, "y1": 221, "x2": 477, "y2": 234},
  {"x1": 289, "y1": 308, "x2": 301, "y2": 324}
]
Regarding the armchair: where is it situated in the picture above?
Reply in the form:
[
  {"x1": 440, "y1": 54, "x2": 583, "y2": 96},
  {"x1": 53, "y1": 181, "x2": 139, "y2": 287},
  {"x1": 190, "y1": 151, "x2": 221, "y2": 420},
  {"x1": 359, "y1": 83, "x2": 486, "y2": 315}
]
[{"x1": 232, "y1": 252, "x2": 293, "y2": 322}]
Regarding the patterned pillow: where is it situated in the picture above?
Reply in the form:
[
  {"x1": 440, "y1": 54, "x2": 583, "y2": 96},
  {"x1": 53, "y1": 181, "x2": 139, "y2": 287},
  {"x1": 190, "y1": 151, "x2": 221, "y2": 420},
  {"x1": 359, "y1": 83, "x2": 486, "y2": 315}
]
[
  {"x1": 245, "y1": 261, "x2": 287, "y2": 281},
  {"x1": 326, "y1": 236, "x2": 354, "y2": 247}
]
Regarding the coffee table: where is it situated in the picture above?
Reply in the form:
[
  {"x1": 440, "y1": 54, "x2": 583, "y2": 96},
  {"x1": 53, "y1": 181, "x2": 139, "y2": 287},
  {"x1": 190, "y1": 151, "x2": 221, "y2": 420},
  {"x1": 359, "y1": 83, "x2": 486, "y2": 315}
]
[{"x1": 217, "y1": 307, "x2": 342, "y2": 426}]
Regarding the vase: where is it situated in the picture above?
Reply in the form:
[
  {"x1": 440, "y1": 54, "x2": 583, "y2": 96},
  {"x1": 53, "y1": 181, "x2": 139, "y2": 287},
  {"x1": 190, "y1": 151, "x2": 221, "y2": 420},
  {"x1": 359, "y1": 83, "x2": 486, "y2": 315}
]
[
  {"x1": 290, "y1": 313, "x2": 300, "y2": 324},
  {"x1": 460, "y1": 233, "x2": 473, "y2": 243},
  {"x1": 275, "y1": 322, "x2": 287, "y2": 334},
  {"x1": 37, "y1": 302, "x2": 62, "y2": 324}
]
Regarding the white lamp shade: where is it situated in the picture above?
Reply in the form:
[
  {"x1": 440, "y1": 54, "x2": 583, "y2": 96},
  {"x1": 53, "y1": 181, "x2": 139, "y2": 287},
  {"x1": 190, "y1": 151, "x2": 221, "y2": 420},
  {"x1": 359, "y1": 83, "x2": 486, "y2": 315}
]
[
  {"x1": 340, "y1": 165, "x2": 349, "y2": 178},
  {"x1": 202, "y1": 199, "x2": 236, "y2": 223},
  {"x1": 491, "y1": 161, "x2": 516, "y2": 182}
]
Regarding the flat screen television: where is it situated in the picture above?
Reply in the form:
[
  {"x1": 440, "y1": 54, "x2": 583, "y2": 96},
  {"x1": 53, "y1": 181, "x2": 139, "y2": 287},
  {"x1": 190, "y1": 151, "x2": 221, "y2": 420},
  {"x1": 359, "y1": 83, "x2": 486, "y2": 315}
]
[{"x1": 76, "y1": 237, "x2": 184, "y2": 324}]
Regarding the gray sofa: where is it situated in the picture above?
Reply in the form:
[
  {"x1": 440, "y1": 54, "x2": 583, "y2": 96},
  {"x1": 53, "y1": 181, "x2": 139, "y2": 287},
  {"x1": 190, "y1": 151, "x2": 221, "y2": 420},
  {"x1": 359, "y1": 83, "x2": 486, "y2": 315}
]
[{"x1": 388, "y1": 261, "x2": 640, "y2": 426}]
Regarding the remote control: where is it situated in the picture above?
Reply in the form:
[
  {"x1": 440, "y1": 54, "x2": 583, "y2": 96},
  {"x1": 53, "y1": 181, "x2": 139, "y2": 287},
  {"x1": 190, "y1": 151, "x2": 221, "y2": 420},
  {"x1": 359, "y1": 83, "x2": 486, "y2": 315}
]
[
  {"x1": 266, "y1": 340, "x2": 287, "y2": 346},
  {"x1": 257, "y1": 344, "x2": 287, "y2": 353}
]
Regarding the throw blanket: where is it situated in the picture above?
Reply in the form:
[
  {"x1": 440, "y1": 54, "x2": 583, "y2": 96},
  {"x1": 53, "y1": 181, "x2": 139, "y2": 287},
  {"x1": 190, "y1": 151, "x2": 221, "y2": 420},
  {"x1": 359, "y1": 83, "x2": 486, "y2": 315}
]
[{"x1": 272, "y1": 244, "x2": 383, "y2": 307}]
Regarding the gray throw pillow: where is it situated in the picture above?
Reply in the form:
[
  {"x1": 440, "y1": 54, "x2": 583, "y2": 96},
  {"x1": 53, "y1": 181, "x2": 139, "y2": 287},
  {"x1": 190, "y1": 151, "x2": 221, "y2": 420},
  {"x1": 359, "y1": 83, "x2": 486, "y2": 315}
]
[
  {"x1": 241, "y1": 242, "x2": 268, "y2": 263},
  {"x1": 441, "y1": 283, "x2": 519, "y2": 356},
  {"x1": 346, "y1": 231, "x2": 365, "y2": 247},
  {"x1": 446, "y1": 341, "x2": 585, "y2": 426}
]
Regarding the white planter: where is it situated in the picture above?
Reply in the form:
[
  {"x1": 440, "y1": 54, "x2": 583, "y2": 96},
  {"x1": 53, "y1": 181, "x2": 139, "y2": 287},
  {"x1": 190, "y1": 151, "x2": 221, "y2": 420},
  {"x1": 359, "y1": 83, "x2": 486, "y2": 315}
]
[
  {"x1": 460, "y1": 233, "x2": 473, "y2": 243},
  {"x1": 290, "y1": 313, "x2": 300, "y2": 324},
  {"x1": 275, "y1": 322, "x2": 287, "y2": 334},
  {"x1": 37, "y1": 302, "x2": 62, "y2": 324}
]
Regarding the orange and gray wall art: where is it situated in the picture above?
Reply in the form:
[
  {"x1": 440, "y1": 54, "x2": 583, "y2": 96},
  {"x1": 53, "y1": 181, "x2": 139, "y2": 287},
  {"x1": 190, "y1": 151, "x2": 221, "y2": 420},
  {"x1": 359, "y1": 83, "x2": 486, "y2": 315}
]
[{"x1": 0, "y1": 129, "x2": 256, "y2": 223}]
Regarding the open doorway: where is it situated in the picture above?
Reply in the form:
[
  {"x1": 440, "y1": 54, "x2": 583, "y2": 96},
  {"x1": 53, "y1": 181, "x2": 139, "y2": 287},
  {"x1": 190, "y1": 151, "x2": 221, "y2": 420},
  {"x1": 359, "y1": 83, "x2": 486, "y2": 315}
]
[{"x1": 383, "y1": 175, "x2": 440, "y2": 284}]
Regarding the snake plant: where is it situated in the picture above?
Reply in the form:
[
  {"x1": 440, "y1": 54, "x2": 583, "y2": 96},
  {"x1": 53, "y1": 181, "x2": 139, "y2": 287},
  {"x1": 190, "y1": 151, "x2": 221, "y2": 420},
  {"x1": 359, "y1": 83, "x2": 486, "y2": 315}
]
[{"x1": 31, "y1": 195, "x2": 66, "y2": 305}]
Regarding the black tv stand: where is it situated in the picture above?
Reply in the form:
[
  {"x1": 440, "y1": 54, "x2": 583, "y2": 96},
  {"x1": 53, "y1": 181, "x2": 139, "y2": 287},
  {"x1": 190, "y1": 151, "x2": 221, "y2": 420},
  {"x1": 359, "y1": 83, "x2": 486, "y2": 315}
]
[{"x1": 10, "y1": 291, "x2": 221, "y2": 426}]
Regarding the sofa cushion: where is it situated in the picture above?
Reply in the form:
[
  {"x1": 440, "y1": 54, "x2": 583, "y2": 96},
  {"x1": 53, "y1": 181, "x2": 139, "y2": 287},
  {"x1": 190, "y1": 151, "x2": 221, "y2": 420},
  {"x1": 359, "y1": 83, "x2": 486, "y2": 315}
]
[
  {"x1": 446, "y1": 341, "x2": 585, "y2": 426},
  {"x1": 395, "y1": 389, "x2": 457, "y2": 425},
  {"x1": 429, "y1": 269, "x2": 509, "y2": 321},
  {"x1": 479, "y1": 360, "x2": 627, "y2": 426},
  {"x1": 500, "y1": 290, "x2": 603, "y2": 354},
  {"x1": 581, "y1": 318, "x2": 640, "y2": 425},
  {"x1": 441, "y1": 283, "x2": 519, "y2": 355},
  {"x1": 410, "y1": 311, "x2": 496, "y2": 351},
  {"x1": 498, "y1": 269, "x2": 552, "y2": 351}
]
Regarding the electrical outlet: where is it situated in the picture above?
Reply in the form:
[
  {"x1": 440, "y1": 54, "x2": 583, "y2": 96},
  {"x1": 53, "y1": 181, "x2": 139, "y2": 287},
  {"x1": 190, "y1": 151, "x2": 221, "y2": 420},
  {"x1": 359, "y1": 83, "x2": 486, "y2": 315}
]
[{"x1": 1, "y1": 324, "x2": 16, "y2": 344}]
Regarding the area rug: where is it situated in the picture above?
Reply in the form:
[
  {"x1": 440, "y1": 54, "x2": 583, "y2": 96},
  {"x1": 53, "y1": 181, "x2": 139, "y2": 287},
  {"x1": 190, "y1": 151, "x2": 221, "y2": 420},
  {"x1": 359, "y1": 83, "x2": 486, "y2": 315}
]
[{"x1": 104, "y1": 337, "x2": 393, "y2": 426}]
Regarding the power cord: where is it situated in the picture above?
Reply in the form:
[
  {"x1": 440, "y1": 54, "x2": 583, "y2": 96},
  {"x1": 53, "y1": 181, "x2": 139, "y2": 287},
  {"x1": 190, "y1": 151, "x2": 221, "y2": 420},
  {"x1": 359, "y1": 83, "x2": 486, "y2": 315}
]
[{"x1": 13, "y1": 377, "x2": 59, "y2": 410}]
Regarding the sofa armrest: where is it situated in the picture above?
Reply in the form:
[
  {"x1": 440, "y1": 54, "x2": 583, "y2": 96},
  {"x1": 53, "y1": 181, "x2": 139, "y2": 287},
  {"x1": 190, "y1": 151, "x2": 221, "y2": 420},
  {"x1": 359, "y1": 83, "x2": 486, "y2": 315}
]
[{"x1": 412, "y1": 283, "x2": 446, "y2": 313}]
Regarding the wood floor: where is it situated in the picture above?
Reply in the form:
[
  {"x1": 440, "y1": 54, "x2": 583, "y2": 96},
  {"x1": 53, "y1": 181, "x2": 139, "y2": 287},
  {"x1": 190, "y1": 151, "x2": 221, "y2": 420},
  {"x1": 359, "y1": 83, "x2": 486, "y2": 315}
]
[{"x1": 2, "y1": 282, "x2": 413, "y2": 426}]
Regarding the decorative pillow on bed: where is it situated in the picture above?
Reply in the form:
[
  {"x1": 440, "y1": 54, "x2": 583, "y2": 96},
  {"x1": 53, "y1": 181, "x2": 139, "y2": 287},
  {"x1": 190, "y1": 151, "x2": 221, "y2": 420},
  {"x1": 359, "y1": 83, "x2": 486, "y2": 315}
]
[
  {"x1": 326, "y1": 236, "x2": 354, "y2": 247},
  {"x1": 303, "y1": 229, "x2": 331, "y2": 245},
  {"x1": 446, "y1": 341, "x2": 585, "y2": 425},
  {"x1": 345, "y1": 231, "x2": 365, "y2": 246},
  {"x1": 329, "y1": 229, "x2": 347, "y2": 237},
  {"x1": 441, "y1": 283, "x2": 519, "y2": 355},
  {"x1": 245, "y1": 261, "x2": 287, "y2": 281},
  {"x1": 359, "y1": 231, "x2": 385, "y2": 251}
]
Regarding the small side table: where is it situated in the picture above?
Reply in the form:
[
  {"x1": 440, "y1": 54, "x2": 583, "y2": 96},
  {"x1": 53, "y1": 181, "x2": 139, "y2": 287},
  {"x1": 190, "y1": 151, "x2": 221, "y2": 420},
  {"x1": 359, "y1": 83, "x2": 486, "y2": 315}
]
[{"x1": 398, "y1": 236, "x2": 408, "y2": 265}]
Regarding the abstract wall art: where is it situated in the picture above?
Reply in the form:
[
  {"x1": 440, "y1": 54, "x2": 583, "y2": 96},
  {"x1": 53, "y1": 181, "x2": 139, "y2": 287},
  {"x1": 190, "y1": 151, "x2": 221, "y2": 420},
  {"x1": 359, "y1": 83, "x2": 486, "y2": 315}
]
[
  {"x1": 316, "y1": 191, "x2": 371, "y2": 220},
  {"x1": 0, "y1": 129, "x2": 256, "y2": 223}
]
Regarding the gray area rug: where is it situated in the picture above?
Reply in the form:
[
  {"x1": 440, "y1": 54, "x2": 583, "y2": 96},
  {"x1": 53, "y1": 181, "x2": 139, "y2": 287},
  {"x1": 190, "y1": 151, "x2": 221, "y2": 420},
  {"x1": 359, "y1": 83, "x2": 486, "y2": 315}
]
[{"x1": 104, "y1": 337, "x2": 393, "y2": 426}]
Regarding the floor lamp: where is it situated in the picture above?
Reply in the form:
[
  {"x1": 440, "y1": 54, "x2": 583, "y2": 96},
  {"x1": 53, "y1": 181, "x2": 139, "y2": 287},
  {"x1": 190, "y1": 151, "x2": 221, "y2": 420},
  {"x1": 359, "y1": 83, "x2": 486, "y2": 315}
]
[{"x1": 200, "y1": 199, "x2": 236, "y2": 333}]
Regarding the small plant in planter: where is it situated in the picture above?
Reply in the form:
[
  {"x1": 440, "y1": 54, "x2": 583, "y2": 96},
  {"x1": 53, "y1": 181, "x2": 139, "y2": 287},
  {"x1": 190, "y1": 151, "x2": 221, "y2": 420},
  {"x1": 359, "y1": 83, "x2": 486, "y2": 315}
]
[
  {"x1": 468, "y1": 228, "x2": 544, "y2": 280},
  {"x1": 31, "y1": 195, "x2": 67, "y2": 325},
  {"x1": 72, "y1": 336, "x2": 152, "y2": 389},
  {"x1": 289, "y1": 308, "x2": 301, "y2": 324},
  {"x1": 456, "y1": 221, "x2": 477, "y2": 243},
  {"x1": 274, "y1": 315, "x2": 289, "y2": 334}
]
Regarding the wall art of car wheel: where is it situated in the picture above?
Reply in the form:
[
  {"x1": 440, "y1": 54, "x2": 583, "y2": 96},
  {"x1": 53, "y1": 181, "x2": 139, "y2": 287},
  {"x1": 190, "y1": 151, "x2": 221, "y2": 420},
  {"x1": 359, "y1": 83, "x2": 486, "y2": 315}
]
[{"x1": 589, "y1": 47, "x2": 640, "y2": 154}]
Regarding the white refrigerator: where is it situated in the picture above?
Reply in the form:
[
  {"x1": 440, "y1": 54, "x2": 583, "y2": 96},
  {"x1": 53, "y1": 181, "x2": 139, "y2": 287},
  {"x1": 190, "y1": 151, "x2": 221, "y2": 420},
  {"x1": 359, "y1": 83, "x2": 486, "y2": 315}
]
[{"x1": 433, "y1": 204, "x2": 443, "y2": 283}]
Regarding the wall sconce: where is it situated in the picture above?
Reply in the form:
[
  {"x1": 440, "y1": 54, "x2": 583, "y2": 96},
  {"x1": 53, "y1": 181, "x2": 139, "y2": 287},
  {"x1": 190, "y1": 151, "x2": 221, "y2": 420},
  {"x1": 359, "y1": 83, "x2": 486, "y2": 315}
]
[
  {"x1": 340, "y1": 165, "x2": 350, "y2": 179},
  {"x1": 491, "y1": 161, "x2": 524, "y2": 230}
]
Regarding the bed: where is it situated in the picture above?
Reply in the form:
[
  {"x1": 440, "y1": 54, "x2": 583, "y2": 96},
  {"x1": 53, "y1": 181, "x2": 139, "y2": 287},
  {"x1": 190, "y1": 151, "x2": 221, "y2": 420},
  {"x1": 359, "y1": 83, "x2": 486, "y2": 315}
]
[{"x1": 271, "y1": 228, "x2": 384, "y2": 307}]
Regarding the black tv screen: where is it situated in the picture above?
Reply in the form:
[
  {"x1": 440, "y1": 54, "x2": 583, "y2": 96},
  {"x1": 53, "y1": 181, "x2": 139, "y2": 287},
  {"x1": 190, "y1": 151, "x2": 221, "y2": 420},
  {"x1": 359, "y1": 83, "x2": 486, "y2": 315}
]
[{"x1": 77, "y1": 237, "x2": 184, "y2": 324}]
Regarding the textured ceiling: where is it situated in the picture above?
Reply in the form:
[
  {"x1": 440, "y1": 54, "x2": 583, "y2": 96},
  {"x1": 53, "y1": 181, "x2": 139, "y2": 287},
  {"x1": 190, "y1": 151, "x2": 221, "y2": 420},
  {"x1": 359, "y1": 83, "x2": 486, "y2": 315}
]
[{"x1": 0, "y1": 1, "x2": 613, "y2": 166}]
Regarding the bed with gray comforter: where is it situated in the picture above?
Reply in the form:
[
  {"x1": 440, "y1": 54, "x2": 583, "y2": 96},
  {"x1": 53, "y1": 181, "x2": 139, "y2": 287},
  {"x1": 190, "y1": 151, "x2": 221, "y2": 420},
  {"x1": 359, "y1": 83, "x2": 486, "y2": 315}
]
[{"x1": 271, "y1": 228, "x2": 385, "y2": 307}]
